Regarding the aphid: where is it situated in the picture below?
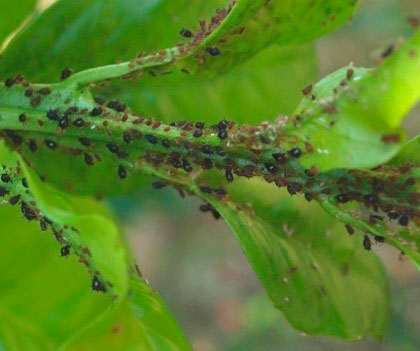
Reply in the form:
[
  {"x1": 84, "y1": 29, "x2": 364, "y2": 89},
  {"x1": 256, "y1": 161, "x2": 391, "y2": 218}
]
[
  {"x1": 61, "y1": 68, "x2": 72, "y2": 80},
  {"x1": 79, "y1": 137, "x2": 91, "y2": 147},
  {"x1": 21, "y1": 202, "x2": 36, "y2": 221},
  {"x1": 336, "y1": 194, "x2": 350, "y2": 204},
  {"x1": 218, "y1": 129, "x2": 228, "y2": 139},
  {"x1": 182, "y1": 160, "x2": 193, "y2": 172},
  {"x1": 152, "y1": 181, "x2": 167, "y2": 189},
  {"x1": 193, "y1": 129, "x2": 203, "y2": 138},
  {"x1": 363, "y1": 235, "x2": 371, "y2": 251},
  {"x1": 90, "y1": 107, "x2": 102, "y2": 116},
  {"x1": 45, "y1": 140, "x2": 58, "y2": 150},
  {"x1": 58, "y1": 116, "x2": 69, "y2": 129},
  {"x1": 118, "y1": 165, "x2": 127, "y2": 179},
  {"x1": 123, "y1": 132, "x2": 131, "y2": 144},
  {"x1": 92, "y1": 276, "x2": 107, "y2": 292},
  {"x1": 304, "y1": 192, "x2": 313, "y2": 202},
  {"x1": 195, "y1": 122, "x2": 204, "y2": 129},
  {"x1": 22, "y1": 178, "x2": 28, "y2": 188},
  {"x1": 180, "y1": 28, "x2": 193, "y2": 38},
  {"x1": 84, "y1": 153, "x2": 94, "y2": 166},
  {"x1": 381, "y1": 45, "x2": 394, "y2": 59},
  {"x1": 171, "y1": 158, "x2": 182, "y2": 168},
  {"x1": 214, "y1": 187, "x2": 227, "y2": 196},
  {"x1": 289, "y1": 147, "x2": 302, "y2": 158},
  {"x1": 146, "y1": 134, "x2": 158, "y2": 144},
  {"x1": 40, "y1": 220, "x2": 48, "y2": 231},
  {"x1": 47, "y1": 109, "x2": 59, "y2": 121},
  {"x1": 217, "y1": 119, "x2": 229, "y2": 130},
  {"x1": 31, "y1": 96, "x2": 41, "y2": 107},
  {"x1": 398, "y1": 215, "x2": 409, "y2": 226},
  {"x1": 346, "y1": 69, "x2": 354, "y2": 80},
  {"x1": 199, "y1": 185, "x2": 212, "y2": 194},
  {"x1": 374, "y1": 235, "x2": 385, "y2": 244},
  {"x1": 60, "y1": 245, "x2": 71, "y2": 257},
  {"x1": 38, "y1": 87, "x2": 51, "y2": 95},
  {"x1": 199, "y1": 203, "x2": 212, "y2": 212},
  {"x1": 161, "y1": 139, "x2": 170, "y2": 148},
  {"x1": 0, "y1": 186, "x2": 9, "y2": 196},
  {"x1": 1, "y1": 174, "x2": 10, "y2": 183},
  {"x1": 345, "y1": 224, "x2": 354, "y2": 235},
  {"x1": 225, "y1": 169, "x2": 234, "y2": 182},
  {"x1": 5, "y1": 78, "x2": 14, "y2": 87},
  {"x1": 73, "y1": 118, "x2": 84, "y2": 127},
  {"x1": 9, "y1": 195, "x2": 21, "y2": 205},
  {"x1": 388, "y1": 212, "x2": 399, "y2": 219},
  {"x1": 302, "y1": 84, "x2": 313, "y2": 95},
  {"x1": 19, "y1": 114, "x2": 26, "y2": 123},
  {"x1": 265, "y1": 163, "x2": 278, "y2": 174},
  {"x1": 94, "y1": 97, "x2": 105, "y2": 105},
  {"x1": 201, "y1": 144, "x2": 213, "y2": 154},
  {"x1": 206, "y1": 47, "x2": 220, "y2": 56},
  {"x1": 24, "y1": 88, "x2": 33, "y2": 97},
  {"x1": 202, "y1": 158, "x2": 213, "y2": 170},
  {"x1": 211, "y1": 209, "x2": 221, "y2": 220},
  {"x1": 272, "y1": 152, "x2": 287, "y2": 163},
  {"x1": 106, "y1": 143, "x2": 119, "y2": 153}
]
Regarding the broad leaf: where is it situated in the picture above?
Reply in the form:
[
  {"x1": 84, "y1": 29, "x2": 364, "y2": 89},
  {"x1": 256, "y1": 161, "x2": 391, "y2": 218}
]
[
  {"x1": 290, "y1": 30, "x2": 420, "y2": 170},
  {"x1": 202, "y1": 179, "x2": 390, "y2": 340},
  {"x1": 0, "y1": 0, "x2": 37, "y2": 47}
]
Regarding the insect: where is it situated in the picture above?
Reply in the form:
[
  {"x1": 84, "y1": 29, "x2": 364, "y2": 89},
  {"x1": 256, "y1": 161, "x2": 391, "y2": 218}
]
[
  {"x1": 90, "y1": 107, "x2": 102, "y2": 116},
  {"x1": 398, "y1": 215, "x2": 409, "y2": 226},
  {"x1": 218, "y1": 129, "x2": 228, "y2": 139},
  {"x1": 180, "y1": 28, "x2": 193, "y2": 38},
  {"x1": 60, "y1": 245, "x2": 71, "y2": 257},
  {"x1": 289, "y1": 147, "x2": 302, "y2": 158},
  {"x1": 146, "y1": 134, "x2": 158, "y2": 144},
  {"x1": 73, "y1": 118, "x2": 84, "y2": 127},
  {"x1": 45, "y1": 140, "x2": 58, "y2": 150},
  {"x1": 92, "y1": 276, "x2": 107, "y2": 292},
  {"x1": 201, "y1": 144, "x2": 213, "y2": 154},
  {"x1": 118, "y1": 165, "x2": 127, "y2": 179},
  {"x1": 225, "y1": 169, "x2": 234, "y2": 182},
  {"x1": 265, "y1": 163, "x2": 278, "y2": 174},
  {"x1": 272, "y1": 152, "x2": 287, "y2": 163},
  {"x1": 363, "y1": 235, "x2": 371, "y2": 251},
  {"x1": 206, "y1": 47, "x2": 220, "y2": 56}
]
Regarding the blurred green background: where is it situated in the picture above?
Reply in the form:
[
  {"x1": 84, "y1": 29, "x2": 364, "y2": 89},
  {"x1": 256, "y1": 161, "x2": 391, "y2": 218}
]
[
  {"x1": 105, "y1": 0, "x2": 420, "y2": 350},
  {"x1": 12, "y1": 0, "x2": 420, "y2": 350}
]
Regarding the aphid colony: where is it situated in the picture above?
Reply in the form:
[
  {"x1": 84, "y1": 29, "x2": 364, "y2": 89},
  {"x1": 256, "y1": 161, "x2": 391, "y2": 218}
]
[{"x1": 0, "y1": 163, "x2": 109, "y2": 294}]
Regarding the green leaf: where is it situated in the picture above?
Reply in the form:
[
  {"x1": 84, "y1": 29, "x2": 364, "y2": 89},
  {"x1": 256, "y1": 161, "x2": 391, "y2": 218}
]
[
  {"x1": 0, "y1": 0, "x2": 37, "y2": 47},
  {"x1": 70, "y1": 277, "x2": 192, "y2": 351},
  {"x1": 290, "y1": 30, "x2": 420, "y2": 171},
  {"x1": 203, "y1": 179, "x2": 390, "y2": 340},
  {"x1": 0, "y1": 144, "x2": 191, "y2": 350},
  {"x1": 0, "y1": 0, "x2": 228, "y2": 81},
  {"x1": 180, "y1": 0, "x2": 360, "y2": 76}
]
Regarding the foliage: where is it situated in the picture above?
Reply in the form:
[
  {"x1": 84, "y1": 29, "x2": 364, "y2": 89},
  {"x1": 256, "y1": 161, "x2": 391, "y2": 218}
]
[{"x1": 0, "y1": 0, "x2": 418, "y2": 350}]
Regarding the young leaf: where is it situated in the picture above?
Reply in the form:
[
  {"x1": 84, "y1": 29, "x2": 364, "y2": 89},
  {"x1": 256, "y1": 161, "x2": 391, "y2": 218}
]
[
  {"x1": 290, "y1": 30, "x2": 420, "y2": 170},
  {"x1": 201, "y1": 179, "x2": 390, "y2": 340}
]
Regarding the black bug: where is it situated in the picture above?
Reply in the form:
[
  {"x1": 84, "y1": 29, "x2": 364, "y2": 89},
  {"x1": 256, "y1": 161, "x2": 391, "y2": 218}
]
[
  {"x1": 19, "y1": 114, "x2": 26, "y2": 123},
  {"x1": 92, "y1": 276, "x2": 107, "y2": 292},
  {"x1": 28, "y1": 139, "x2": 37, "y2": 152},
  {"x1": 388, "y1": 212, "x2": 399, "y2": 219},
  {"x1": 58, "y1": 116, "x2": 69, "y2": 129},
  {"x1": 146, "y1": 134, "x2": 158, "y2": 144},
  {"x1": 106, "y1": 143, "x2": 119, "y2": 153},
  {"x1": 180, "y1": 28, "x2": 193, "y2": 38},
  {"x1": 152, "y1": 181, "x2": 167, "y2": 189},
  {"x1": 363, "y1": 235, "x2": 371, "y2": 251},
  {"x1": 195, "y1": 122, "x2": 204, "y2": 129},
  {"x1": 123, "y1": 132, "x2": 131, "y2": 144},
  {"x1": 61, "y1": 245, "x2": 71, "y2": 257},
  {"x1": 118, "y1": 165, "x2": 127, "y2": 179},
  {"x1": 46, "y1": 109, "x2": 59, "y2": 121},
  {"x1": 9, "y1": 195, "x2": 21, "y2": 206},
  {"x1": 1, "y1": 174, "x2": 10, "y2": 183},
  {"x1": 225, "y1": 169, "x2": 234, "y2": 182},
  {"x1": 84, "y1": 153, "x2": 94, "y2": 166},
  {"x1": 272, "y1": 152, "x2": 287, "y2": 163},
  {"x1": 5, "y1": 78, "x2": 14, "y2": 87},
  {"x1": 79, "y1": 137, "x2": 91, "y2": 147},
  {"x1": 21, "y1": 202, "x2": 37, "y2": 221},
  {"x1": 45, "y1": 140, "x2": 58, "y2": 150},
  {"x1": 336, "y1": 194, "x2": 350, "y2": 204},
  {"x1": 374, "y1": 235, "x2": 385, "y2": 244},
  {"x1": 161, "y1": 139, "x2": 170, "y2": 148},
  {"x1": 193, "y1": 129, "x2": 203, "y2": 138},
  {"x1": 218, "y1": 129, "x2": 228, "y2": 140},
  {"x1": 61, "y1": 68, "x2": 72, "y2": 80},
  {"x1": 217, "y1": 119, "x2": 229, "y2": 130},
  {"x1": 206, "y1": 47, "x2": 220, "y2": 56},
  {"x1": 201, "y1": 144, "x2": 213, "y2": 154},
  {"x1": 0, "y1": 186, "x2": 9, "y2": 197},
  {"x1": 345, "y1": 224, "x2": 354, "y2": 235},
  {"x1": 182, "y1": 159, "x2": 193, "y2": 172},
  {"x1": 289, "y1": 147, "x2": 302, "y2": 158},
  {"x1": 199, "y1": 186, "x2": 212, "y2": 194},
  {"x1": 265, "y1": 163, "x2": 278, "y2": 174},
  {"x1": 398, "y1": 215, "x2": 409, "y2": 226},
  {"x1": 90, "y1": 107, "x2": 102, "y2": 116},
  {"x1": 22, "y1": 178, "x2": 28, "y2": 188},
  {"x1": 73, "y1": 118, "x2": 84, "y2": 127}
]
